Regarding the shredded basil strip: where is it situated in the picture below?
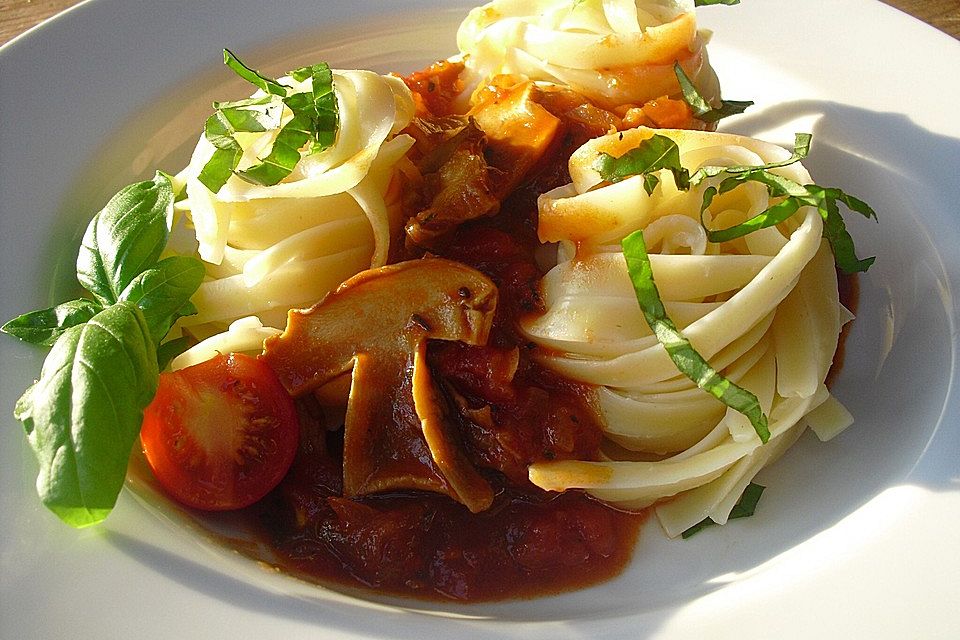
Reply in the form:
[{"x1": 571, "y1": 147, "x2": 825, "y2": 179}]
[
  {"x1": 222, "y1": 48, "x2": 288, "y2": 97},
  {"x1": 674, "y1": 62, "x2": 753, "y2": 123},
  {"x1": 196, "y1": 106, "x2": 279, "y2": 193},
  {"x1": 700, "y1": 167, "x2": 878, "y2": 273},
  {"x1": 200, "y1": 54, "x2": 338, "y2": 192},
  {"x1": 594, "y1": 134, "x2": 690, "y2": 194},
  {"x1": 197, "y1": 113, "x2": 244, "y2": 193},
  {"x1": 621, "y1": 230, "x2": 770, "y2": 443},
  {"x1": 236, "y1": 64, "x2": 338, "y2": 186},
  {"x1": 694, "y1": 0, "x2": 741, "y2": 7},
  {"x1": 690, "y1": 132, "x2": 812, "y2": 185},
  {"x1": 681, "y1": 483, "x2": 766, "y2": 539},
  {"x1": 236, "y1": 103, "x2": 313, "y2": 186},
  {"x1": 594, "y1": 133, "x2": 875, "y2": 274},
  {"x1": 299, "y1": 63, "x2": 339, "y2": 153}
]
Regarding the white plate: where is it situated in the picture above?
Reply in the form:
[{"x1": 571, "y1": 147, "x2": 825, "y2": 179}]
[{"x1": 2, "y1": 1, "x2": 959, "y2": 638}]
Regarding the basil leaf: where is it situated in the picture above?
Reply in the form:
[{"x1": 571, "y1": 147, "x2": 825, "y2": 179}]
[
  {"x1": 76, "y1": 172, "x2": 173, "y2": 306},
  {"x1": 14, "y1": 302, "x2": 158, "y2": 528},
  {"x1": 681, "y1": 483, "x2": 765, "y2": 539},
  {"x1": 119, "y1": 255, "x2": 205, "y2": 342},
  {"x1": 222, "y1": 48, "x2": 288, "y2": 97},
  {"x1": 621, "y1": 230, "x2": 770, "y2": 443},
  {"x1": 594, "y1": 134, "x2": 690, "y2": 194},
  {"x1": 1, "y1": 299, "x2": 102, "y2": 346},
  {"x1": 674, "y1": 62, "x2": 752, "y2": 124},
  {"x1": 694, "y1": 0, "x2": 740, "y2": 6}
]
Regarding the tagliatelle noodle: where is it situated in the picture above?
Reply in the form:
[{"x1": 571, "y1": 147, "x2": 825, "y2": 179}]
[
  {"x1": 456, "y1": 0, "x2": 719, "y2": 110},
  {"x1": 521, "y1": 127, "x2": 855, "y2": 534},
  {"x1": 169, "y1": 317, "x2": 282, "y2": 371},
  {"x1": 175, "y1": 69, "x2": 415, "y2": 335}
]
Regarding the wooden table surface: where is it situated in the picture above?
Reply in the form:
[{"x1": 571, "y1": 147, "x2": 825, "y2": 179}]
[{"x1": 1, "y1": 0, "x2": 959, "y2": 46}]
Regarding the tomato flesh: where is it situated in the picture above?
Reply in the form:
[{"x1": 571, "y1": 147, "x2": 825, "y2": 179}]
[{"x1": 141, "y1": 353, "x2": 299, "y2": 511}]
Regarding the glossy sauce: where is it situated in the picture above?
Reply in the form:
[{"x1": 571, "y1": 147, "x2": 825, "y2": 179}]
[
  {"x1": 243, "y1": 111, "x2": 647, "y2": 601},
  {"x1": 234, "y1": 68, "x2": 854, "y2": 601}
]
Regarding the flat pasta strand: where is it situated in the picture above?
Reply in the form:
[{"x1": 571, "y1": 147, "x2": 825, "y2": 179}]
[{"x1": 522, "y1": 128, "x2": 854, "y2": 522}]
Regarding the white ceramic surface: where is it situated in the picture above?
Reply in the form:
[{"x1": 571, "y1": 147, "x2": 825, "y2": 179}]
[{"x1": 1, "y1": 1, "x2": 959, "y2": 638}]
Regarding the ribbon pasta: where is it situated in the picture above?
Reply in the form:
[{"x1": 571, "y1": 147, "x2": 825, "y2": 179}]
[
  {"x1": 175, "y1": 69, "x2": 415, "y2": 332},
  {"x1": 522, "y1": 128, "x2": 855, "y2": 536},
  {"x1": 456, "y1": 0, "x2": 719, "y2": 110}
]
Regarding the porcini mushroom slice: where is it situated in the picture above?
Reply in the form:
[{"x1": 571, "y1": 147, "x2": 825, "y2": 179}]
[{"x1": 262, "y1": 258, "x2": 498, "y2": 512}]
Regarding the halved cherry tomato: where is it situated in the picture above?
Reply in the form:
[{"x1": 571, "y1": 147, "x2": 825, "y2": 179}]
[{"x1": 141, "y1": 353, "x2": 299, "y2": 511}]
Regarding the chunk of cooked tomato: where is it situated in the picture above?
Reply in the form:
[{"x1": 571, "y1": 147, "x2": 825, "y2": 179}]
[{"x1": 141, "y1": 353, "x2": 299, "y2": 511}]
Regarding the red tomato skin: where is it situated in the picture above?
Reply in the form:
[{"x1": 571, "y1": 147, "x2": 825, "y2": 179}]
[{"x1": 141, "y1": 353, "x2": 299, "y2": 511}]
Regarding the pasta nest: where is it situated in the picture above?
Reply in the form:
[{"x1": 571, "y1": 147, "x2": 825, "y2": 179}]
[
  {"x1": 457, "y1": 0, "x2": 719, "y2": 110},
  {"x1": 522, "y1": 128, "x2": 854, "y2": 536},
  {"x1": 175, "y1": 69, "x2": 415, "y2": 332}
]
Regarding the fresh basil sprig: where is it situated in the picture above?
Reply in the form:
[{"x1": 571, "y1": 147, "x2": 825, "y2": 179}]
[
  {"x1": 14, "y1": 302, "x2": 159, "y2": 527},
  {"x1": 2, "y1": 172, "x2": 204, "y2": 527},
  {"x1": 673, "y1": 62, "x2": 753, "y2": 124},
  {"x1": 197, "y1": 50, "x2": 339, "y2": 193},
  {"x1": 594, "y1": 133, "x2": 876, "y2": 273},
  {"x1": 694, "y1": 0, "x2": 741, "y2": 7},
  {"x1": 681, "y1": 482, "x2": 765, "y2": 539},
  {"x1": 622, "y1": 230, "x2": 771, "y2": 443}
]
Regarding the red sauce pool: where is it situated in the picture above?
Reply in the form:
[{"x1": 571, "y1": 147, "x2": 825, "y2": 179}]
[
  {"x1": 232, "y1": 121, "x2": 647, "y2": 602},
  {"x1": 250, "y1": 432, "x2": 644, "y2": 601}
]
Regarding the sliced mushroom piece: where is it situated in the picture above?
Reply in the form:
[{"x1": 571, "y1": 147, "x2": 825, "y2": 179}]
[
  {"x1": 261, "y1": 258, "x2": 498, "y2": 512},
  {"x1": 404, "y1": 118, "x2": 504, "y2": 248}
]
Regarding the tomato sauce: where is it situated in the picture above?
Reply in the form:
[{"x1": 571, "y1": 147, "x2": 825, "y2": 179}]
[
  {"x1": 224, "y1": 68, "x2": 855, "y2": 602},
  {"x1": 229, "y1": 87, "x2": 657, "y2": 601},
  {"x1": 252, "y1": 426, "x2": 643, "y2": 601},
  {"x1": 247, "y1": 213, "x2": 644, "y2": 600}
]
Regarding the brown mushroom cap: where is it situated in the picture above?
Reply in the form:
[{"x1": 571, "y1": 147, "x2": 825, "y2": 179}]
[{"x1": 261, "y1": 258, "x2": 498, "y2": 512}]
